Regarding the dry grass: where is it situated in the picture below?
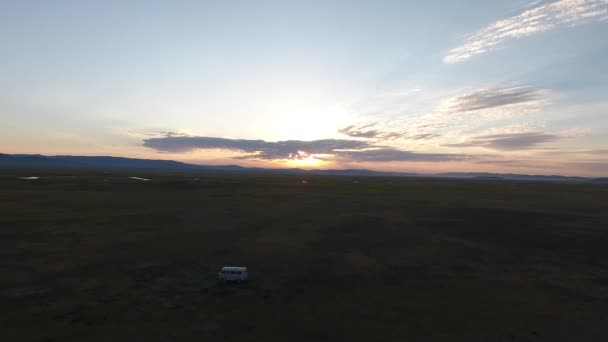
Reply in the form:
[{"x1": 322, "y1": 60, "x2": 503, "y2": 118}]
[{"x1": 1, "y1": 169, "x2": 608, "y2": 341}]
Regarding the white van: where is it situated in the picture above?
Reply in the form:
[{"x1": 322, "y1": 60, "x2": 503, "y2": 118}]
[{"x1": 218, "y1": 266, "x2": 249, "y2": 283}]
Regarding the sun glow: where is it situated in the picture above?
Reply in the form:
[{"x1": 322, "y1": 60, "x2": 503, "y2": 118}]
[
  {"x1": 267, "y1": 96, "x2": 355, "y2": 141},
  {"x1": 286, "y1": 151, "x2": 326, "y2": 168}
]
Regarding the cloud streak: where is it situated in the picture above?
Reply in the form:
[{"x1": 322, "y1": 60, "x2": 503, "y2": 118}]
[
  {"x1": 339, "y1": 124, "x2": 382, "y2": 139},
  {"x1": 446, "y1": 132, "x2": 562, "y2": 150},
  {"x1": 334, "y1": 149, "x2": 469, "y2": 162},
  {"x1": 441, "y1": 86, "x2": 545, "y2": 113},
  {"x1": 444, "y1": 0, "x2": 608, "y2": 63},
  {"x1": 404, "y1": 85, "x2": 548, "y2": 136},
  {"x1": 339, "y1": 123, "x2": 407, "y2": 140}
]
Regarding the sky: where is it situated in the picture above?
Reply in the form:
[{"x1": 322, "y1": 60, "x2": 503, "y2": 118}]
[{"x1": 1, "y1": 0, "x2": 607, "y2": 176}]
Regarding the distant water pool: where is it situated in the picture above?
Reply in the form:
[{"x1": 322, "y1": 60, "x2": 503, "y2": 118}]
[{"x1": 128, "y1": 177, "x2": 151, "y2": 181}]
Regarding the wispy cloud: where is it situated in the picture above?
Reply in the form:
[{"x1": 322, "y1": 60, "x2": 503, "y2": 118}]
[
  {"x1": 403, "y1": 85, "x2": 548, "y2": 136},
  {"x1": 440, "y1": 86, "x2": 546, "y2": 113},
  {"x1": 444, "y1": 0, "x2": 608, "y2": 64},
  {"x1": 539, "y1": 149, "x2": 608, "y2": 156},
  {"x1": 446, "y1": 132, "x2": 563, "y2": 150},
  {"x1": 339, "y1": 85, "x2": 548, "y2": 147},
  {"x1": 142, "y1": 134, "x2": 467, "y2": 163},
  {"x1": 339, "y1": 124, "x2": 382, "y2": 139},
  {"x1": 582, "y1": 149, "x2": 608, "y2": 155},
  {"x1": 333, "y1": 149, "x2": 469, "y2": 162},
  {"x1": 465, "y1": 123, "x2": 546, "y2": 136},
  {"x1": 339, "y1": 123, "x2": 406, "y2": 140}
]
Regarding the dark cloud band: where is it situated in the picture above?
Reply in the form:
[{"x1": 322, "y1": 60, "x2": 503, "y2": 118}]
[{"x1": 143, "y1": 134, "x2": 466, "y2": 162}]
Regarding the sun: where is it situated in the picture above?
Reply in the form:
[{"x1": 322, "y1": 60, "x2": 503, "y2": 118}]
[{"x1": 286, "y1": 151, "x2": 326, "y2": 168}]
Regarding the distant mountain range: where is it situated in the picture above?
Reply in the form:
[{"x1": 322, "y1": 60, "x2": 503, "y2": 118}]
[{"x1": 0, "y1": 153, "x2": 603, "y2": 182}]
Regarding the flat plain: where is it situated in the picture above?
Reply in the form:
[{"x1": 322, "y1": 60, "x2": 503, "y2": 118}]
[{"x1": 1, "y1": 168, "x2": 608, "y2": 341}]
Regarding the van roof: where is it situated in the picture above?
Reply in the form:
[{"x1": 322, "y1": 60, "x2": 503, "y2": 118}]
[{"x1": 221, "y1": 266, "x2": 247, "y2": 272}]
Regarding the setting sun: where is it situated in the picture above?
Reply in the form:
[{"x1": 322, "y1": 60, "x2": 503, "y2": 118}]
[{"x1": 286, "y1": 151, "x2": 326, "y2": 168}]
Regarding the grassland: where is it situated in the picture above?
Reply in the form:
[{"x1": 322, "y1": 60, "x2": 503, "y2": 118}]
[{"x1": 1, "y1": 168, "x2": 608, "y2": 341}]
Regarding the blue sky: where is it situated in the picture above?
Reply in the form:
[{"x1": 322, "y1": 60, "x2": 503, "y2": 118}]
[{"x1": 1, "y1": 0, "x2": 607, "y2": 176}]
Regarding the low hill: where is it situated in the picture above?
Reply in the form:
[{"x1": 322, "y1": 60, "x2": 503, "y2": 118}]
[{"x1": 0, "y1": 153, "x2": 601, "y2": 181}]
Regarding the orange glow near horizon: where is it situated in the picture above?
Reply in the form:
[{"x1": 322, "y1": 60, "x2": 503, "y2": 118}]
[{"x1": 285, "y1": 152, "x2": 326, "y2": 168}]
